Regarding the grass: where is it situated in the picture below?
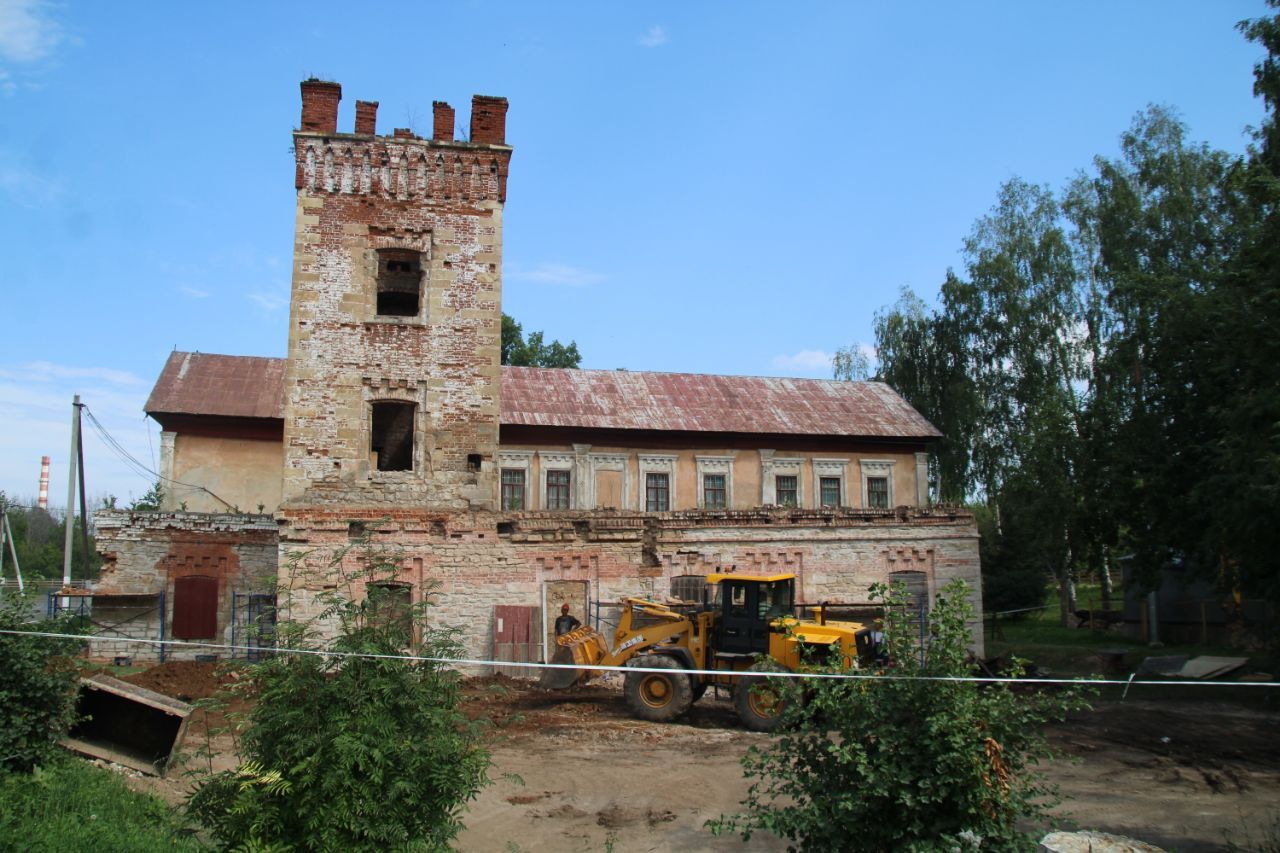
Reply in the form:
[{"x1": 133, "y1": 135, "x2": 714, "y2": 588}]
[
  {"x1": 0, "y1": 757, "x2": 206, "y2": 852},
  {"x1": 986, "y1": 584, "x2": 1249, "y2": 676}
]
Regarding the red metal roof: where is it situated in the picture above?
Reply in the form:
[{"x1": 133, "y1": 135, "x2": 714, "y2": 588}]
[
  {"x1": 145, "y1": 353, "x2": 941, "y2": 439},
  {"x1": 501, "y1": 366, "x2": 940, "y2": 439},
  {"x1": 146, "y1": 352, "x2": 287, "y2": 420}
]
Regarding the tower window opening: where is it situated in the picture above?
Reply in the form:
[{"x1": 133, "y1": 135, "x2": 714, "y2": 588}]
[
  {"x1": 371, "y1": 401, "x2": 416, "y2": 471},
  {"x1": 376, "y1": 249, "x2": 423, "y2": 317}
]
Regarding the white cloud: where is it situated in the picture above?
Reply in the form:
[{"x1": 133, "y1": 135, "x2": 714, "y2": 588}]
[
  {"x1": 772, "y1": 350, "x2": 835, "y2": 373},
  {"x1": 508, "y1": 262, "x2": 605, "y2": 287},
  {"x1": 179, "y1": 285, "x2": 209, "y2": 299},
  {"x1": 249, "y1": 286, "x2": 289, "y2": 312},
  {"x1": 0, "y1": 361, "x2": 159, "y2": 507},
  {"x1": 12, "y1": 361, "x2": 146, "y2": 387},
  {"x1": 0, "y1": 0, "x2": 64, "y2": 63},
  {"x1": 637, "y1": 25, "x2": 668, "y2": 48}
]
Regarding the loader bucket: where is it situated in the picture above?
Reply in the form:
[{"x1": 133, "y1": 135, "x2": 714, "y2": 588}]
[{"x1": 540, "y1": 626, "x2": 608, "y2": 690}]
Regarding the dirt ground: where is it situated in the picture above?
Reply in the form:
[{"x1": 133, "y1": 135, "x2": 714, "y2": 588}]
[{"x1": 104, "y1": 663, "x2": 1280, "y2": 851}]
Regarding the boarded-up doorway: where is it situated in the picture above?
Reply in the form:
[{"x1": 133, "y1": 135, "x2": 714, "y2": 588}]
[
  {"x1": 493, "y1": 605, "x2": 537, "y2": 677},
  {"x1": 543, "y1": 580, "x2": 589, "y2": 663}
]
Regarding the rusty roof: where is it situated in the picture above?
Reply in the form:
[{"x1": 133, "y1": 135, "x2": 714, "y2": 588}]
[
  {"x1": 145, "y1": 353, "x2": 940, "y2": 439},
  {"x1": 501, "y1": 367, "x2": 941, "y2": 439},
  {"x1": 146, "y1": 352, "x2": 287, "y2": 420}
]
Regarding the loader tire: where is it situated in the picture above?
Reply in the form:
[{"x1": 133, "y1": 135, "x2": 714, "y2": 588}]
[
  {"x1": 734, "y1": 661, "x2": 787, "y2": 732},
  {"x1": 624, "y1": 655, "x2": 693, "y2": 723},
  {"x1": 690, "y1": 677, "x2": 708, "y2": 704}
]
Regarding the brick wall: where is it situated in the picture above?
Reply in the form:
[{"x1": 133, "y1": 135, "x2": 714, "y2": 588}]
[
  {"x1": 277, "y1": 506, "x2": 983, "y2": 662},
  {"x1": 283, "y1": 83, "x2": 512, "y2": 512},
  {"x1": 92, "y1": 510, "x2": 278, "y2": 661}
]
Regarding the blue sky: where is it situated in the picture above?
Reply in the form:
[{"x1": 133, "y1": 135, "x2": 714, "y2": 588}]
[{"x1": 0, "y1": 0, "x2": 1270, "y2": 508}]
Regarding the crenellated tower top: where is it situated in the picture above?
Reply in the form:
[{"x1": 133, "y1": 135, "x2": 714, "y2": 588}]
[{"x1": 294, "y1": 80, "x2": 511, "y2": 202}]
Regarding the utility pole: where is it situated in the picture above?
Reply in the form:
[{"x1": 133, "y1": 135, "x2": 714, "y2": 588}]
[
  {"x1": 0, "y1": 502, "x2": 24, "y2": 592},
  {"x1": 61, "y1": 395, "x2": 81, "y2": 591}
]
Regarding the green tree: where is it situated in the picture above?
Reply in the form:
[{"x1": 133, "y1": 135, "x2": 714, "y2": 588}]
[
  {"x1": 501, "y1": 313, "x2": 582, "y2": 368},
  {"x1": 188, "y1": 542, "x2": 490, "y2": 851},
  {"x1": 0, "y1": 594, "x2": 86, "y2": 773},
  {"x1": 710, "y1": 579, "x2": 1088, "y2": 851}
]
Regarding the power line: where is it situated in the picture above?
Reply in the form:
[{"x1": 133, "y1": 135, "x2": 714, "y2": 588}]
[
  {"x1": 80, "y1": 404, "x2": 234, "y2": 509},
  {"x1": 0, "y1": 627, "x2": 1276, "y2": 691}
]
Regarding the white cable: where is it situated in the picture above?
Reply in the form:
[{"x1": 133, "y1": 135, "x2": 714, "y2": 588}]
[{"x1": 1, "y1": 628, "x2": 1275, "y2": 689}]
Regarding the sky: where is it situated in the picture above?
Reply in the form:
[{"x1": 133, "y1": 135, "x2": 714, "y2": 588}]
[{"x1": 0, "y1": 0, "x2": 1271, "y2": 509}]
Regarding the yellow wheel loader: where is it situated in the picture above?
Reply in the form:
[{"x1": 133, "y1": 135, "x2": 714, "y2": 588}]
[{"x1": 541, "y1": 572, "x2": 871, "y2": 731}]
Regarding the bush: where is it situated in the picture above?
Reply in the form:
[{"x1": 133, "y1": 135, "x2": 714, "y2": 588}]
[
  {"x1": 187, "y1": 542, "x2": 490, "y2": 851},
  {"x1": 0, "y1": 594, "x2": 85, "y2": 773},
  {"x1": 709, "y1": 578, "x2": 1090, "y2": 852}
]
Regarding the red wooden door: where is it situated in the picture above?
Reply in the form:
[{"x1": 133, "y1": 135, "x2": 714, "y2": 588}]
[
  {"x1": 173, "y1": 575, "x2": 218, "y2": 639},
  {"x1": 493, "y1": 605, "x2": 537, "y2": 676}
]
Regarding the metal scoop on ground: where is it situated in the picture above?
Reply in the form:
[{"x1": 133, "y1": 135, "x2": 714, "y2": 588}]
[{"x1": 539, "y1": 626, "x2": 609, "y2": 690}]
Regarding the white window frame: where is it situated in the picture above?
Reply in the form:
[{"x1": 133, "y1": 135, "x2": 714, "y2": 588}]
[
  {"x1": 696, "y1": 455, "x2": 736, "y2": 509},
  {"x1": 760, "y1": 452, "x2": 804, "y2": 507},
  {"x1": 812, "y1": 458, "x2": 850, "y2": 508},
  {"x1": 538, "y1": 452, "x2": 575, "y2": 510},
  {"x1": 588, "y1": 453, "x2": 630, "y2": 510},
  {"x1": 638, "y1": 454, "x2": 678, "y2": 511},
  {"x1": 497, "y1": 450, "x2": 534, "y2": 510},
  {"x1": 860, "y1": 459, "x2": 897, "y2": 509}
]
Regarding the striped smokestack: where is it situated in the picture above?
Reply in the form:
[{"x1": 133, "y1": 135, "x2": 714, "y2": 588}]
[{"x1": 38, "y1": 455, "x2": 50, "y2": 510}]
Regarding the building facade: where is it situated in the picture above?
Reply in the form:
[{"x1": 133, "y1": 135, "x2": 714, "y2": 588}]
[{"x1": 92, "y1": 81, "x2": 982, "y2": 663}]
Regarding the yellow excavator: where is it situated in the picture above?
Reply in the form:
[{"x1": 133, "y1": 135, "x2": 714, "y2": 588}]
[{"x1": 541, "y1": 572, "x2": 871, "y2": 731}]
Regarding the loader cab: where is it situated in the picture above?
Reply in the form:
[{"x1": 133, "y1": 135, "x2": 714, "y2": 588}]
[{"x1": 706, "y1": 573, "x2": 796, "y2": 656}]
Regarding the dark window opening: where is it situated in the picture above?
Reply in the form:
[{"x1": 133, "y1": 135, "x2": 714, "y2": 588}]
[
  {"x1": 371, "y1": 401, "x2": 415, "y2": 471},
  {"x1": 546, "y1": 469, "x2": 571, "y2": 510},
  {"x1": 376, "y1": 249, "x2": 423, "y2": 317},
  {"x1": 776, "y1": 475, "x2": 798, "y2": 507},
  {"x1": 646, "y1": 472, "x2": 670, "y2": 512},
  {"x1": 501, "y1": 468, "x2": 525, "y2": 510},
  {"x1": 467, "y1": 453, "x2": 482, "y2": 472},
  {"x1": 670, "y1": 574, "x2": 706, "y2": 604},
  {"x1": 820, "y1": 476, "x2": 841, "y2": 508},
  {"x1": 368, "y1": 582, "x2": 413, "y2": 647},
  {"x1": 703, "y1": 473, "x2": 727, "y2": 509},
  {"x1": 867, "y1": 476, "x2": 890, "y2": 509}
]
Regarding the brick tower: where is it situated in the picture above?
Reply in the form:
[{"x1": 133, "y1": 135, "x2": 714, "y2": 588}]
[{"x1": 281, "y1": 80, "x2": 511, "y2": 511}]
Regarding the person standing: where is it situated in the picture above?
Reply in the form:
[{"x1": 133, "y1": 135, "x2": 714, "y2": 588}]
[{"x1": 554, "y1": 603, "x2": 581, "y2": 636}]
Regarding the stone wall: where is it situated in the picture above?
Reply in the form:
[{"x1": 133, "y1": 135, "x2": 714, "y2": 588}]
[
  {"x1": 282, "y1": 82, "x2": 512, "y2": 511},
  {"x1": 277, "y1": 505, "x2": 983, "y2": 663},
  {"x1": 92, "y1": 510, "x2": 278, "y2": 662}
]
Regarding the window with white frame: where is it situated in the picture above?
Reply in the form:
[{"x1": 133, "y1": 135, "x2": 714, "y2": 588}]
[
  {"x1": 545, "y1": 469, "x2": 571, "y2": 510},
  {"x1": 696, "y1": 455, "x2": 735, "y2": 510},
  {"x1": 760, "y1": 452, "x2": 804, "y2": 507},
  {"x1": 812, "y1": 458, "x2": 849, "y2": 508},
  {"x1": 860, "y1": 459, "x2": 896, "y2": 509},
  {"x1": 538, "y1": 452, "x2": 575, "y2": 511},
  {"x1": 645, "y1": 472, "x2": 670, "y2": 511},
  {"x1": 500, "y1": 469, "x2": 526, "y2": 510},
  {"x1": 639, "y1": 454, "x2": 678, "y2": 511},
  {"x1": 703, "y1": 474, "x2": 727, "y2": 509},
  {"x1": 497, "y1": 451, "x2": 533, "y2": 510},
  {"x1": 776, "y1": 475, "x2": 798, "y2": 507}
]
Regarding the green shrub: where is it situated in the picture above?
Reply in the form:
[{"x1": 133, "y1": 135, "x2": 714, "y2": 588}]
[
  {"x1": 187, "y1": 542, "x2": 490, "y2": 851},
  {"x1": 709, "y1": 578, "x2": 1091, "y2": 852},
  {"x1": 0, "y1": 756, "x2": 205, "y2": 851},
  {"x1": 0, "y1": 594, "x2": 85, "y2": 773}
]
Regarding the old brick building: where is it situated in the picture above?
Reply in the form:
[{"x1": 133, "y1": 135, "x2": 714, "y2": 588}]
[{"x1": 92, "y1": 80, "x2": 982, "y2": 663}]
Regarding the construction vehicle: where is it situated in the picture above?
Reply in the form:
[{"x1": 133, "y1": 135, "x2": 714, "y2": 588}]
[{"x1": 542, "y1": 572, "x2": 871, "y2": 731}]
